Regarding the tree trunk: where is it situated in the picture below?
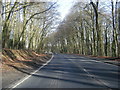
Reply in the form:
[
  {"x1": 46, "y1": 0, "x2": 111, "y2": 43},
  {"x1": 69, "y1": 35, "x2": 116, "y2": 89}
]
[
  {"x1": 90, "y1": 0, "x2": 103, "y2": 56},
  {"x1": 118, "y1": 2, "x2": 120, "y2": 57},
  {"x1": 111, "y1": 0, "x2": 116, "y2": 57}
]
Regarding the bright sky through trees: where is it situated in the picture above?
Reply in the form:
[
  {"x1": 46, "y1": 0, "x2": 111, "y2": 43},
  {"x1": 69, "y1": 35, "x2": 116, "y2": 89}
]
[
  {"x1": 1, "y1": 0, "x2": 120, "y2": 57},
  {"x1": 57, "y1": 0, "x2": 119, "y2": 20},
  {"x1": 57, "y1": 0, "x2": 76, "y2": 20}
]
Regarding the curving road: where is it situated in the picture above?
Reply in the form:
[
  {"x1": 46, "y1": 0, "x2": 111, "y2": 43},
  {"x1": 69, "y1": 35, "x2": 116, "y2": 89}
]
[{"x1": 11, "y1": 54, "x2": 119, "y2": 89}]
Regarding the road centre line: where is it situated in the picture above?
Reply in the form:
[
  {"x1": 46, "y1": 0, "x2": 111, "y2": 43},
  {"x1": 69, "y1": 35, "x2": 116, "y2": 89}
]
[{"x1": 68, "y1": 57, "x2": 111, "y2": 89}]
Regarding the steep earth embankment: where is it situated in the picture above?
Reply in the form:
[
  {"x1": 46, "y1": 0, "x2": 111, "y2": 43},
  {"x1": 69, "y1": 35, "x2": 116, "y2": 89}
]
[{"x1": 1, "y1": 49, "x2": 52, "y2": 88}]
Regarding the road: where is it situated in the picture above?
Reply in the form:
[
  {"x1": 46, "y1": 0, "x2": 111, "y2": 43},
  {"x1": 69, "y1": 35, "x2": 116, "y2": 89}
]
[{"x1": 11, "y1": 54, "x2": 119, "y2": 89}]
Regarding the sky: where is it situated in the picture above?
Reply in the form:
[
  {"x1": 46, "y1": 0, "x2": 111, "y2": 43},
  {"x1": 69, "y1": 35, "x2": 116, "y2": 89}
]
[
  {"x1": 56, "y1": 0, "x2": 119, "y2": 20},
  {"x1": 56, "y1": 0, "x2": 76, "y2": 20},
  {"x1": 3, "y1": 0, "x2": 119, "y2": 20}
]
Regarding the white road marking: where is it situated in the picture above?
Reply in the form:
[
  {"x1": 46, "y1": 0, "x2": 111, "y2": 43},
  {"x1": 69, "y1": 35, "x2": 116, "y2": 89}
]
[
  {"x1": 68, "y1": 57, "x2": 111, "y2": 88},
  {"x1": 9, "y1": 54, "x2": 54, "y2": 89}
]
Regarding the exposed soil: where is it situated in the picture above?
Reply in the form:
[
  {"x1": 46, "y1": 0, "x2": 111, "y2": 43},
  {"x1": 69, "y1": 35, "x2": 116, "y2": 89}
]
[{"x1": 1, "y1": 49, "x2": 52, "y2": 88}]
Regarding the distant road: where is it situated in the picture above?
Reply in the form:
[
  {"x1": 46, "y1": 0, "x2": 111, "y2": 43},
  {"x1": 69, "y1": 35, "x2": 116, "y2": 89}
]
[{"x1": 12, "y1": 54, "x2": 119, "y2": 88}]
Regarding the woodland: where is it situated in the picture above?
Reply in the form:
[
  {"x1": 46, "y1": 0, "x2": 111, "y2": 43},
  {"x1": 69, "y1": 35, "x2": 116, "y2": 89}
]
[{"x1": 1, "y1": 0, "x2": 120, "y2": 57}]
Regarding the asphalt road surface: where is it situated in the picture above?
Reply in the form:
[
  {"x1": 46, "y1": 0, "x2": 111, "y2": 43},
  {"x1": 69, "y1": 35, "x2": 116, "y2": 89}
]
[{"x1": 11, "y1": 54, "x2": 119, "y2": 89}]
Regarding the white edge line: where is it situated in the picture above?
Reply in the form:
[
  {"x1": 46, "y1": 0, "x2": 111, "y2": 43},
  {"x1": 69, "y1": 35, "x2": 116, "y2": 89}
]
[{"x1": 9, "y1": 54, "x2": 54, "y2": 89}]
